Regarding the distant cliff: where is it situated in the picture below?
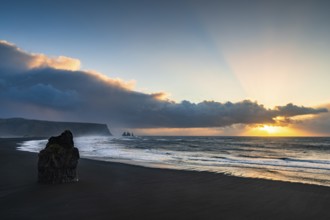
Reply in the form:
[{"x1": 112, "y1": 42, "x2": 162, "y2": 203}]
[{"x1": 0, "y1": 118, "x2": 112, "y2": 137}]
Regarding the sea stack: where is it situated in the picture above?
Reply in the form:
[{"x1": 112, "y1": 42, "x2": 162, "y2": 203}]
[{"x1": 38, "y1": 130, "x2": 80, "y2": 184}]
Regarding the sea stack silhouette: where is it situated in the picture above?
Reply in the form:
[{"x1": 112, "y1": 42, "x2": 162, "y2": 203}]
[
  {"x1": 122, "y1": 131, "x2": 134, "y2": 137},
  {"x1": 38, "y1": 130, "x2": 80, "y2": 184}
]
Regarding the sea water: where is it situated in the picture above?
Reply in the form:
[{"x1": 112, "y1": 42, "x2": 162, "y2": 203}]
[{"x1": 18, "y1": 136, "x2": 330, "y2": 187}]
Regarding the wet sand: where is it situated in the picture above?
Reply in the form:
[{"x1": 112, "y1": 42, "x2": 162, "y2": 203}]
[{"x1": 1, "y1": 138, "x2": 330, "y2": 219}]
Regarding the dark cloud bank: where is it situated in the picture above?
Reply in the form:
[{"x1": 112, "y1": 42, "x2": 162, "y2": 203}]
[{"x1": 0, "y1": 41, "x2": 327, "y2": 128}]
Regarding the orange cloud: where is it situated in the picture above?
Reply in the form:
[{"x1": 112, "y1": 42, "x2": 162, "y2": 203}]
[
  {"x1": 151, "y1": 92, "x2": 171, "y2": 101},
  {"x1": 28, "y1": 54, "x2": 81, "y2": 71},
  {"x1": 0, "y1": 40, "x2": 80, "y2": 71},
  {"x1": 85, "y1": 70, "x2": 136, "y2": 90}
]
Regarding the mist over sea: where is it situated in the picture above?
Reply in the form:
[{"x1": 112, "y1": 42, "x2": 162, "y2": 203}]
[{"x1": 19, "y1": 136, "x2": 330, "y2": 187}]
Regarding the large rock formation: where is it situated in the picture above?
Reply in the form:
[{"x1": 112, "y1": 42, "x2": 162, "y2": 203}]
[
  {"x1": 38, "y1": 130, "x2": 80, "y2": 184},
  {"x1": 0, "y1": 118, "x2": 112, "y2": 137}
]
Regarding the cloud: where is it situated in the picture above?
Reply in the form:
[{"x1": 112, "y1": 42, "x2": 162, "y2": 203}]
[
  {"x1": 0, "y1": 40, "x2": 328, "y2": 129},
  {"x1": 0, "y1": 40, "x2": 33, "y2": 71},
  {"x1": 0, "y1": 40, "x2": 80, "y2": 71},
  {"x1": 28, "y1": 55, "x2": 80, "y2": 71},
  {"x1": 291, "y1": 104, "x2": 330, "y2": 136},
  {"x1": 274, "y1": 103, "x2": 327, "y2": 117},
  {"x1": 6, "y1": 83, "x2": 80, "y2": 109}
]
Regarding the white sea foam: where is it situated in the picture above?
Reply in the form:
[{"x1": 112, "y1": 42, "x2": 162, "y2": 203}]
[{"x1": 17, "y1": 139, "x2": 47, "y2": 153}]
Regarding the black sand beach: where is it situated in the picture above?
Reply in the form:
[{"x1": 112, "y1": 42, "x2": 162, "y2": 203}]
[{"x1": 1, "y1": 138, "x2": 330, "y2": 220}]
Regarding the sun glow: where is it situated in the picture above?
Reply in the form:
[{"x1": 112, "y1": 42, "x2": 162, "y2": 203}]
[
  {"x1": 258, "y1": 125, "x2": 279, "y2": 134},
  {"x1": 244, "y1": 124, "x2": 305, "y2": 136}
]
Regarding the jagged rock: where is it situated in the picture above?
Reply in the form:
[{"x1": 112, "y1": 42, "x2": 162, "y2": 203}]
[
  {"x1": 38, "y1": 130, "x2": 80, "y2": 184},
  {"x1": 122, "y1": 131, "x2": 134, "y2": 137}
]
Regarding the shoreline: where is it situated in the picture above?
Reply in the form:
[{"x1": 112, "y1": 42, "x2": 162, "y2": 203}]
[
  {"x1": 81, "y1": 157, "x2": 330, "y2": 189},
  {"x1": 1, "y1": 138, "x2": 330, "y2": 219},
  {"x1": 18, "y1": 136, "x2": 330, "y2": 188}
]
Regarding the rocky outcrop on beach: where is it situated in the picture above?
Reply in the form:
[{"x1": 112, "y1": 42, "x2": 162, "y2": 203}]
[{"x1": 38, "y1": 130, "x2": 80, "y2": 184}]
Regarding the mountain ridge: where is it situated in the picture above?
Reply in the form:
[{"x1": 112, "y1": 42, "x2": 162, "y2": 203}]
[{"x1": 0, "y1": 118, "x2": 112, "y2": 137}]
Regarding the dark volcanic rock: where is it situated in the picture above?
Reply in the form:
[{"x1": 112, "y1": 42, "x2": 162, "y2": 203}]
[{"x1": 38, "y1": 130, "x2": 80, "y2": 184}]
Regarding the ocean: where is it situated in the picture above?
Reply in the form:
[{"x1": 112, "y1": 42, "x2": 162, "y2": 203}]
[{"x1": 18, "y1": 136, "x2": 330, "y2": 187}]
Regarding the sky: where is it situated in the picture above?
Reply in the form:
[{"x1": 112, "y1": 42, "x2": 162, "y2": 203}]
[{"x1": 0, "y1": 0, "x2": 330, "y2": 136}]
